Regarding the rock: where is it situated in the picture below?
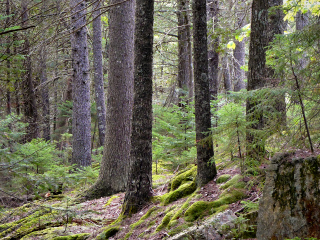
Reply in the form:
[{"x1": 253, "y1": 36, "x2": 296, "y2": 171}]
[
  {"x1": 168, "y1": 210, "x2": 237, "y2": 240},
  {"x1": 257, "y1": 153, "x2": 320, "y2": 239}
]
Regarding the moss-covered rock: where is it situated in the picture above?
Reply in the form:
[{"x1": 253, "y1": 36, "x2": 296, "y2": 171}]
[
  {"x1": 220, "y1": 174, "x2": 244, "y2": 190},
  {"x1": 162, "y1": 181, "x2": 197, "y2": 205},
  {"x1": 169, "y1": 166, "x2": 197, "y2": 191},
  {"x1": 20, "y1": 227, "x2": 89, "y2": 240},
  {"x1": 97, "y1": 226, "x2": 120, "y2": 240},
  {"x1": 184, "y1": 189, "x2": 246, "y2": 222},
  {"x1": 216, "y1": 174, "x2": 231, "y2": 184},
  {"x1": 168, "y1": 197, "x2": 193, "y2": 228},
  {"x1": 0, "y1": 208, "x2": 64, "y2": 239},
  {"x1": 168, "y1": 223, "x2": 193, "y2": 236},
  {"x1": 52, "y1": 233, "x2": 90, "y2": 240},
  {"x1": 155, "y1": 210, "x2": 175, "y2": 232}
]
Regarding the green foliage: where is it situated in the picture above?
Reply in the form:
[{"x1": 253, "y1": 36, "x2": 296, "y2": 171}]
[
  {"x1": 241, "y1": 200, "x2": 259, "y2": 213},
  {"x1": 266, "y1": 21, "x2": 320, "y2": 151},
  {"x1": 211, "y1": 94, "x2": 249, "y2": 163},
  {"x1": 153, "y1": 103, "x2": 196, "y2": 168},
  {"x1": 0, "y1": 115, "x2": 100, "y2": 199},
  {"x1": 220, "y1": 215, "x2": 256, "y2": 239}
]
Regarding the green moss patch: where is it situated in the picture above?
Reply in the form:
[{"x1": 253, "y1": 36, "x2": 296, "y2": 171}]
[
  {"x1": 162, "y1": 181, "x2": 197, "y2": 205},
  {"x1": 184, "y1": 189, "x2": 247, "y2": 221},
  {"x1": 155, "y1": 210, "x2": 175, "y2": 232},
  {"x1": 169, "y1": 166, "x2": 197, "y2": 191},
  {"x1": 130, "y1": 206, "x2": 160, "y2": 229},
  {"x1": 0, "y1": 208, "x2": 64, "y2": 239},
  {"x1": 168, "y1": 223, "x2": 193, "y2": 236},
  {"x1": 97, "y1": 226, "x2": 120, "y2": 240},
  {"x1": 168, "y1": 196, "x2": 193, "y2": 228},
  {"x1": 21, "y1": 227, "x2": 89, "y2": 240},
  {"x1": 104, "y1": 195, "x2": 119, "y2": 207},
  {"x1": 216, "y1": 174, "x2": 231, "y2": 184},
  {"x1": 52, "y1": 233, "x2": 90, "y2": 240},
  {"x1": 220, "y1": 174, "x2": 243, "y2": 190}
]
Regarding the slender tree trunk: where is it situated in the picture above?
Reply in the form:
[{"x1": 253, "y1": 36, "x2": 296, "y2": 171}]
[
  {"x1": 193, "y1": 0, "x2": 217, "y2": 186},
  {"x1": 92, "y1": 0, "x2": 107, "y2": 147},
  {"x1": 6, "y1": 0, "x2": 11, "y2": 115},
  {"x1": 246, "y1": 0, "x2": 284, "y2": 159},
  {"x1": 122, "y1": 0, "x2": 154, "y2": 216},
  {"x1": 233, "y1": 1, "x2": 246, "y2": 92},
  {"x1": 177, "y1": 0, "x2": 192, "y2": 104},
  {"x1": 70, "y1": 0, "x2": 92, "y2": 167},
  {"x1": 223, "y1": 56, "x2": 231, "y2": 93},
  {"x1": 21, "y1": 1, "x2": 38, "y2": 142},
  {"x1": 40, "y1": 46, "x2": 50, "y2": 141},
  {"x1": 296, "y1": 11, "x2": 309, "y2": 31},
  {"x1": 207, "y1": 0, "x2": 219, "y2": 100},
  {"x1": 82, "y1": 0, "x2": 135, "y2": 200}
]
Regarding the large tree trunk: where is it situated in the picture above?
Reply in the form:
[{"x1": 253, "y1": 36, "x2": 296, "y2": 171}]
[
  {"x1": 40, "y1": 45, "x2": 50, "y2": 141},
  {"x1": 246, "y1": 0, "x2": 284, "y2": 159},
  {"x1": 70, "y1": 0, "x2": 91, "y2": 167},
  {"x1": 21, "y1": 2, "x2": 39, "y2": 142},
  {"x1": 177, "y1": 0, "x2": 193, "y2": 104},
  {"x1": 122, "y1": 0, "x2": 154, "y2": 216},
  {"x1": 92, "y1": 0, "x2": 107, "y2": 147},
  {"x1": 82, "y1": 0, "x2": 135, "y2": 200},
  {"x1": 193, "y1": 0, "x2": 217, "y2": 186},
  {"x1": 207, "y1": 0, "x2": 219, "y2": 100}
]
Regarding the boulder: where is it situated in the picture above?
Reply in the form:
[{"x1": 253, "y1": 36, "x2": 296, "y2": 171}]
[{"x1": 257, "y1": 153, "x2": 320, "y2": 239}]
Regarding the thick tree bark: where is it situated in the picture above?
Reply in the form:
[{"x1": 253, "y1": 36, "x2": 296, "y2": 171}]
[
  {"x1": 82, "y1": 0, "x2": 135, "y2": 200},
  {"x1": 122, "y1": 0, "x2": 154, "y2": 216},
  {"x1": 246, "y1": 0, "x2": 284, "y2": 159},
  {"x1": 70, "y1": 0, "x2": 92, "y2": 167},
  {"x1": 92, "y1": 0, "x2": 107, "y2": 147},
  {"x1": 177, "y1": 0, "x2": 193, "y2": 104},
  {"x1": 40, "y1": 46, "x2": 50, "y2": 141},
  {"x1": 193, "y1": 0, "x2": 217, "y2": 186},
  {"x1": 207, "y1": 0, "x2": 219, "y2": 100},
  {"x1": 21, "y1": 2, "x2": 39, "y2": 142}
]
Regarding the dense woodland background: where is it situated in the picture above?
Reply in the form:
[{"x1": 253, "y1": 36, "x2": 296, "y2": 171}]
[{"x1": 0, "y1": 0, "x2": 320, "y2": 218}]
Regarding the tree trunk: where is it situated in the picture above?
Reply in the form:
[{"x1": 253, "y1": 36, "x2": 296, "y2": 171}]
[
  {"x1": 207, "y1": 0, "x2": 219, "y2": 100},
  {"x1": 70, "y1": 0, "x2": 92, "y2": 167},
  {"x1": 193, "y1": 0, "x2": 217, "y2": 186},
  {"x1": 6, "y1": 0, "x2": 11, "y2": 115},
  {"x1": 122, "y1": 0, "x2": 154, "y2": 216},
  {"x1": 82, "y1": 0, "x2": 135, "y2": 200},
  {"x1": 21, "y1": 1, "x2": 39, "y2": 142},
  {"x1": 177, "y1": 0, "x2": 193, "y2": 104},
  {"x1": 92, "y1": 0, "x2": 107, "y2": 147},
  {"x1": 296, "y1": 11, "x2": 309, "y2": 31},
  {"x1": 223, "y1": 56, "x2": 231, "y2": 93},
  {"x1": 246, "y1": 0, "x2": 284, "y2": 159},
  {"x1": 233, "y1": 1, "x2": 246, "y2": 92},
  {"x1": 40, "y1": 46, "x2": 50, "y2": 141}
]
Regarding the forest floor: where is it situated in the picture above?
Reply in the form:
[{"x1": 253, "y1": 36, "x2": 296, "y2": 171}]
[
  {"x1": 7, "y1": 147, "x2": 319, "y2": 240},
  {"x1": 0, "y1": 155, "x2": 270, "y2": 240}
]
